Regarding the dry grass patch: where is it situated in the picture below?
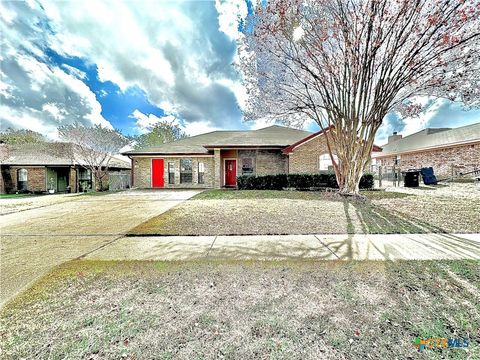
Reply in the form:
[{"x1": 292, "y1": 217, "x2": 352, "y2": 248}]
[
  {"x1": 129, "y1": 193, "x2": 438, "y2": 235},
  {"x1": 130, "y1": 188, "x2": 479, "y2": 235},
  {"x1": 1, "y1": 260, "x2": 479, "y2": 359},
  {"x1": 372, "y1": 196, "x2": 480, "y2": 233}
]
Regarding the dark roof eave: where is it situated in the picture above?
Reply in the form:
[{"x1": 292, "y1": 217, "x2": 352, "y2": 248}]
[
  {"x1": 123, "y1": 152, "x2": 212, "y2": 156},
  {"x1": 203, "y1": 145, "x2": 287, "y2": 149}
]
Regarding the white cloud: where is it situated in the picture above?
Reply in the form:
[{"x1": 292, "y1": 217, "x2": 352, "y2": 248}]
[
  {"x1": 61, "y1": 64, "x2": 87, "y2": 80},
  {"x1": 183, "y1": 120, "x2": 221, "y2": 136},
  {"x1": 0, "y1": 1, "x2": 114, "y2": 138},
  {"x1": 131, "y1": 109, "x2": 220, "y2": 137},
  {"x1": 215, "y1": 0, "x2": 248, "y2": 40},
  {"x1": 130, "y1": 110, "x2": 177, "y2": 134},
  {"x1": 39, "y1": 0, "x2": 244, "y2": 129},
  {"x1": 42, "y1": 103, "x2": 66, "y2": 121}
]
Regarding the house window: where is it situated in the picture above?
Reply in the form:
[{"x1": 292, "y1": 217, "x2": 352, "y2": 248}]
[
  {"x1": 242, "y1": 157, "x2": 254, "y2": 175},
  {"x1": 78, "y1": 168, "x2": 92, "y2": 192},
  {"x1": 180, "y1": 159, "x2": 192, "y2": 183},
  {"x1": 198, "y1": 162, "x2": 205, "y2": 184},
  {"x1": 17, "y1": 168, "x2": 28, "y2": 191},
  {"x1": 319, "y1": 153, "x2": 338, "y2": 172},
  {"x1": 78, "y1": 168, "x2": 91, "y2": 180},
  {"x1": 168, "y1": 162, "x2": 175, "y2": 184}
]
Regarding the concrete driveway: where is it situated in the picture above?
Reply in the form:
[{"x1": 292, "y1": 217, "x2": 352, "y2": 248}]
[{"x1": 0, "y1": 190, "x2": 201, "y2": 307}]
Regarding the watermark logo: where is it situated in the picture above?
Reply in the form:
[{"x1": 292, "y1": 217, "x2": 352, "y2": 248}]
[{"x1": 413, "y1": 337, "x2": 469, "y2": 352}]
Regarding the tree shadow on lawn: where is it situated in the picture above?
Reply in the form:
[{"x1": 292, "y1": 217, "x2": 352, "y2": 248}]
[{"x1": 322, "y1": 200, "x2": 480, "y2": 260}]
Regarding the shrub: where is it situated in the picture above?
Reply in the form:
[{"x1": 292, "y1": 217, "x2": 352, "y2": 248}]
[
  {"x1": 237, "y1": 173, "x2": 374, "y2": 190},
  {"x1": 359, "y1": 173, "x2": 374, "y2": 189}
]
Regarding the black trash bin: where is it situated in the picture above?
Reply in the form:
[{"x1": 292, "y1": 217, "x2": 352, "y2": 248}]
[{"x1": 404, "y1": 170, "x2": 420, "y2": 187}]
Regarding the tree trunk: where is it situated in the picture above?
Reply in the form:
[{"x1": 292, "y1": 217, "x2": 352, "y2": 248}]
[
  {"x1": 330, "y1": 135, "x2": 372, "y2": 196},
  {"x1": 336, "y1": 164, "x2": 363, "y2": 195}
]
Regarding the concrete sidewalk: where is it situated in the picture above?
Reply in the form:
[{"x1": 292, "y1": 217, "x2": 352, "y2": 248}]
[{"x1": 85, "y1": 233, "x2": 480, "y2": 261}]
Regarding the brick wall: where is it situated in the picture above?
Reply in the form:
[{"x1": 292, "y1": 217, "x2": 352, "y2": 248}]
[
  {"x1": 376, "y1": 143, "x2": 480, "y2": 178},
  {"x1": 132, "y1": 157, "x2": 151, "y2": 188},
  {"x1": 132, "y1": 156, "x2": 214, "y2": 188},
  {"x1": 69, "y1": 167, "x2": 77, "y2": 193},
  {"x1": 1, "y1": 166, "x2": 46, "y2": 193},
  {"x1": 237, "y1": 150, "x2": 256, "y2": 177},
  {"x1": 288, "y1": 135, "x2": 331, "y2": 173},
  {"x1": 256, "y1": 149, "x2": 288, "y2": 175}
]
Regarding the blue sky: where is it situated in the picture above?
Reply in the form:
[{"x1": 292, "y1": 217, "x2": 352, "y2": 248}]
[{"x1": 1, "y1": 0, "x2": 479, "y2": 144}]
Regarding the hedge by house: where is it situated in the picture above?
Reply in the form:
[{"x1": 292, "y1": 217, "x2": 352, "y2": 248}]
[{"x1": 237, "y1": 173, "x2": 374, "y2": 190}]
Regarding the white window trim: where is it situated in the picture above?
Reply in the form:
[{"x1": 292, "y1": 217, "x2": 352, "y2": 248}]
[{"x1": 319, "y1": 153, "x2": 338, "y2": 171}]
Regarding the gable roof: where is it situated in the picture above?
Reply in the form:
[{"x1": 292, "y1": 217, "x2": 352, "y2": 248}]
[
  {"x1": 1, "y1": 142, "x2": 131, "y2": 168},
  {"x1": 124, "y1": 125, "x2": 313, "y2": 155},
  {"x1": 282, "y1": 126, "x2": 383, "y2": 154},
  {"x1": 374, "y1": 122, "x2": 480, "y2": 157}
]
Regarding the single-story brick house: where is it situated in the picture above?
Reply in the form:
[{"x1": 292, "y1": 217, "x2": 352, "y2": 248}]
[
  {"x1": 0, "y1": 142, "x2": 131, "y2": 194},
  {"x1": 372, "y1": 122, "x2": 480, "y2": 178},
  {"x1": 124, "y1": 125, "x2": 382, "y2": 189}
]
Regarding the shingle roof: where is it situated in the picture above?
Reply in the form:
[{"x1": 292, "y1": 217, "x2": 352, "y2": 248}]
[
  {"x1": 374, "y1": 122, "x2": 480, "y2": 157},
  {"x1": 1, "y1": 142, "x2": 131, "y2": 168},
  {"x1": 124, "y1": 125, "x2": 313, "y2": 155}
]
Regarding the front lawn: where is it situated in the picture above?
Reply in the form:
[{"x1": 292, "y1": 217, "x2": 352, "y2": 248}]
[
  {"x1": 1, "y1": 260, "x2": 478, "y2": 359},
  {"x1": 129, "y1": 188, "x2": 479, "y2": 235},
  {"x1": 193, "y1": 189, "x2": 412, "y2": 200},
  {"x1": 0, "y1": 193, "x2": 40, "y2": 199}
]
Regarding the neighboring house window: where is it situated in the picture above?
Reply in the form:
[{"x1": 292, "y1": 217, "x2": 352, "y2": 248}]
[
  {"x1": 78, "y1": 168, "x2": 92, "y2": 192},
  {"x1": 180, "y1": 159, "x2": 192, "y2": 183},
  {"x1": 17, "y1": 168, "x2": 28, "y2": 191},
  {"x1": 319, "y1": 153, "x2": 338, "y2": 171},
  {"x1": 198, "y1": 162, "x2": 205, "y2": 184},
  {"x1": 168, "y1": 162, "x2": 175, "y2": 184},
  {"x1": 242, "y1": 157, "x2": 254, "y2": 175}
]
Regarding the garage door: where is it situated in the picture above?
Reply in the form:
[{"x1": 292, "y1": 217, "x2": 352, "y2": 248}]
[{"x1": 152, "y1": 159, "x2": 164, "y2": 188}]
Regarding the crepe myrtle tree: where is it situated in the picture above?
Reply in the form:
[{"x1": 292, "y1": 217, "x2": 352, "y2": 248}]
[
  {"x1": 58, "y1": 123, "x2": 129, "y2": 191},
  {"x1": 238, "y1": 0, "x2": 480, "y2": 195}
]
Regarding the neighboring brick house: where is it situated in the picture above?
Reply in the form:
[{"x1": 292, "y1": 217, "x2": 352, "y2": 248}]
[
  {"x1": 124, "y1": 125, "x2": 382, "y2": 189},
  {"x1": 372, "y1": 122, "x2": 480, "y2": 178},
  {"x1": 0, "y1": 142, "x2": 131, "y2": 194}
]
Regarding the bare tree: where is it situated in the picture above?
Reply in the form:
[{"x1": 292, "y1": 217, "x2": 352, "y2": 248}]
[
  {"x1": 58, "y1": 124, "x2": 129, "y2": 191},
  {"x1": 238, "y1": 0, "x2": 480, "y2": 195}
]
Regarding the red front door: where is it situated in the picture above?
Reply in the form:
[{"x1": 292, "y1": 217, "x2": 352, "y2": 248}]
[
  {"x1": 225, "y1": 159, "x2": 236, "y2": 187},
  {"x1": 152, "y1": 159, "x2": 164, "y2": 188}
]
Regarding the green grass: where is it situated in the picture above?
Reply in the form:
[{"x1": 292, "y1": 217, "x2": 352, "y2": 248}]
[
  {"x1": 0, "y1": 193, "x2": 40, "y2": 199},
  {"x1": 1, "y1": 260, "x2": 478, "y2": 359},
  {"x1": 191, "y1": 189, "x2": 332, "y2": 200},
  {"x1": 192, "y1": 189, "x2": 412, "y2": 200}
]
